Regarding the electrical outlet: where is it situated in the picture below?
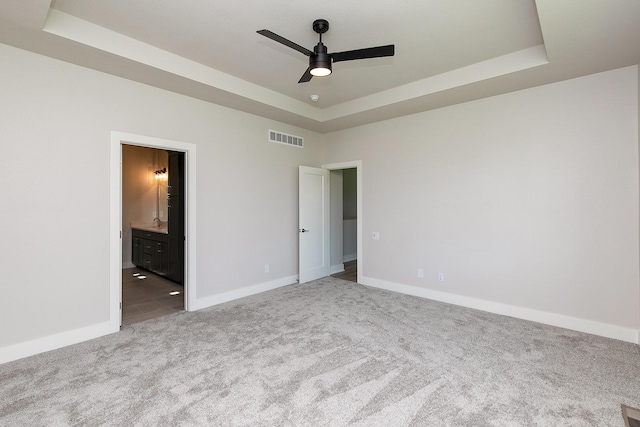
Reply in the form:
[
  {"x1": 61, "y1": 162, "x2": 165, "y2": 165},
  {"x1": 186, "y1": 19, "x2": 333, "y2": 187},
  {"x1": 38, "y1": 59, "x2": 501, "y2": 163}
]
[
  {"x1": 438, "y1": 272, "x2": 444, "y2": 282},
  {"x1": 264, "y1": 264, "x2": 270, "y2": 273},
  {"x1": 417, "y1": 269, "x2": 424, "y2": 279}
]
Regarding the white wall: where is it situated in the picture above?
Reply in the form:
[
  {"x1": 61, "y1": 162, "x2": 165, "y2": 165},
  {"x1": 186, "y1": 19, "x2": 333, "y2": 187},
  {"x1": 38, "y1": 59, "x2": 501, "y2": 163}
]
[
  {"x1": 0, "y1": 43, "x2": 323, "y2": 351},
  {"x1": 343, "y1": 168, "x2": 358, "y2": 261},
  {"x1": 324, "y1": 66, "x2": 640, "y2": 341},
  {"x1": 330, "y1": 170, "x2": 343, "y2": 272}
]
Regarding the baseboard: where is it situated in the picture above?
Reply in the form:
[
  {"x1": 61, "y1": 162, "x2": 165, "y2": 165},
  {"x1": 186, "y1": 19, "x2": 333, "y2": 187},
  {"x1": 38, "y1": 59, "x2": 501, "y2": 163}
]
[
  {"x1": 196, "y1": 275, "x2": 298, "y2": 311},
  {"x1": 343, "y1": 253, "x2": 357, "y2": 263},
  {"x1": 361, "y1": 276, "x2": 639, "y2": 344},
  {"x1": 330, "y1": 264, "x2": 345, "y2": 275},
  {"x1": 1, "y1": 275, "x2": 298, "y2": 365},
  {"x1": 0, "y1": 322, "x2": 112, "y2": 365},
  {"x1": 122, "y1": 261, "x2": 135, "y2": 269}
]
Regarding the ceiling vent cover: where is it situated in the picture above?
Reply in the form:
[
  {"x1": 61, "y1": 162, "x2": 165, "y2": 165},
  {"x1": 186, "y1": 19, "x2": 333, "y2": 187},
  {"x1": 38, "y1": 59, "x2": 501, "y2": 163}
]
[{"x1": 269, "y1": 130, "x2": 303, "y2": 148}]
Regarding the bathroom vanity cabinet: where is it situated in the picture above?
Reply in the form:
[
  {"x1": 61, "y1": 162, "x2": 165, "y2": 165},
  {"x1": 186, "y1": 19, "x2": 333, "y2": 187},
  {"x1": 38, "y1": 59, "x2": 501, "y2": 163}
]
[{"x1": 132, "y1": 228, "x2": 169, "y2": 276}]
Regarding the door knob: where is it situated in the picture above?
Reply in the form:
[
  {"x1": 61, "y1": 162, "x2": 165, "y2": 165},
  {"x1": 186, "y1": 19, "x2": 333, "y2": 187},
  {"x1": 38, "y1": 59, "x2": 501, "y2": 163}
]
[{"x1": 299, "y1": 228, "x2": 310, "y2": 233}]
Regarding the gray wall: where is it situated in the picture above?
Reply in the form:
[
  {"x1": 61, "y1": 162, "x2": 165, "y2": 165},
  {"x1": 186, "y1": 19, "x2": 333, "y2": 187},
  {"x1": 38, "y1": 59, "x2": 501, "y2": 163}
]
[
  {"x1": 0, "y1": 40, "x2": 638, "y2": 356},
  {"x1": 0, "y1": 43, "x2": 323, "y2": 349},
  {"x1": 343, "y1": 168, "x2": 357, "y2": 219},
  {"x1": 324, "y1": 66, "x2": 640, "y2": 338}
]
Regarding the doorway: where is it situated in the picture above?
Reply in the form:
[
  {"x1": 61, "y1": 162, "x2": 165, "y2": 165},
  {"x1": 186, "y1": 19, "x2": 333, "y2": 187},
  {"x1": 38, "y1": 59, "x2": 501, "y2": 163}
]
[
  {"x1": 331, "y1": 167, "x2": 358, "y2": 283},
  {"x1": 109, "y1": 131, "x2": 197, "y2": 333},
  {"x1": 297, "y1": 161, "x2": 362, "y2": 284},
  {"x1": 329, "y1": 163, "x2": 360, "y2": 283},
  {"x1": 121, "y1": 145, "x2": 185, "y2": 325}
]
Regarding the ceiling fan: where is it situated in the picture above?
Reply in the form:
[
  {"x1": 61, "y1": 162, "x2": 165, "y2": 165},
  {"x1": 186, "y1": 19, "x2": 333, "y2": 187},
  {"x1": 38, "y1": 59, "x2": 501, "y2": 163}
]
[{"x1": 257, "y1": 19, "x2": 395, "y2": 83}]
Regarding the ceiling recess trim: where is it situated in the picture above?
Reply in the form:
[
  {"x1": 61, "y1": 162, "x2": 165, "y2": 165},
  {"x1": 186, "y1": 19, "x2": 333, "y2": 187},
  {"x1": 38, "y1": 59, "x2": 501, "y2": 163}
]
[
  {"x1": 42, "y1": 8, "x2": 548, "y2": 126},
  {"x1": 42, "y1": 9, "x2": 321, "y2": 121},
  {"x1": 323, "y1": 45, "x2": 549, "y2": 121}
]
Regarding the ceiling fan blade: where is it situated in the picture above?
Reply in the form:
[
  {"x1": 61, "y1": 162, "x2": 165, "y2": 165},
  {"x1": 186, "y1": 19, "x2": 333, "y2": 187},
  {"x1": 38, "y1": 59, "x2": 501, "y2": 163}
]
[
  {"x1": 257, "y1": 29, "x2": 313, "y2": 56},
  {"x1": 298, "y1": 67, "x2": 313, "y2": 83},
  {"x1": 331, "y1": 44, "x2": 395, "y2": 63}
]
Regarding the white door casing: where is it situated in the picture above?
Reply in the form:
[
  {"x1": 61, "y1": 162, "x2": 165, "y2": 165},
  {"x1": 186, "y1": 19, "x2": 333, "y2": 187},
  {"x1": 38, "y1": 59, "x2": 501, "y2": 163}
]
[
  {"x1": 109, "y1": 131, "x2": 197, "y2": 333},
  {"x1": 299, "y1": 166, "x2": 330, "y2": 284}
]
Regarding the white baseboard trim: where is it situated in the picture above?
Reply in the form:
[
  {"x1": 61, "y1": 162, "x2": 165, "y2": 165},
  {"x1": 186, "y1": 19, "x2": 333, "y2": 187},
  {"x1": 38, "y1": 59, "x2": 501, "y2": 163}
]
[
  {"x1": 0, "y1": 322, "x2": 112, "y2": 365},
  {"x1": 196, "y1": 275, "x2": 298, "y2": 311},
  {"x1": 122, "y1": 261, "x2": 135, "y2": 269},
  {"x1": 343, "y1": 253, "x2": 357, "y2": 263},
  {"x1": 361, "y1": 276, "x2": 639, "y2": 344},
  {"x1": 330, "y1": 264, "x2": 345, "y2": 275}
]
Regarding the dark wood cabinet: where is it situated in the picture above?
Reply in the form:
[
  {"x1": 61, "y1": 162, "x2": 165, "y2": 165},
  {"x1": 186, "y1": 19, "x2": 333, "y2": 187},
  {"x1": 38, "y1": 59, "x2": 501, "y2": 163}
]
[
  {"x1": 132, "y1": 236, "x2": 141, "y2": 266},
  {"x1": 152, "y1": 241, "x2": 168, "y2": 273},
  {"x1": 132, "y1": 228, "x2": 169, "y2": 277},
  {"x1": 167, "y1": 151, "x2": 185, "y2": 285}
]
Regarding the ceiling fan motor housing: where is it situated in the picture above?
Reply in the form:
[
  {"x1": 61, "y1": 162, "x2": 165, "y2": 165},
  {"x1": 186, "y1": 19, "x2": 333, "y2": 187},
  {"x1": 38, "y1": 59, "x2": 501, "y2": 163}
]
[{"x1": 311, "y1": 42, "x2": 332, "y2": 73}]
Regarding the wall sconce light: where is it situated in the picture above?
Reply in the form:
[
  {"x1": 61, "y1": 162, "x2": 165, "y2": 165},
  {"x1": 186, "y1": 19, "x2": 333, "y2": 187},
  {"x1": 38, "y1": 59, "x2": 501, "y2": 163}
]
[{"x1": 154, "y1": 167, "x2": 167, "y2": 179}]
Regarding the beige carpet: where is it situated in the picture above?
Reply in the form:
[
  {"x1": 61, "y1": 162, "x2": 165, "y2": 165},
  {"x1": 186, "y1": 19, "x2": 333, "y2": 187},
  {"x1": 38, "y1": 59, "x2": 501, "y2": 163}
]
[{"x1": 1, "y1": 277, "x2": 639, "y2": 425}]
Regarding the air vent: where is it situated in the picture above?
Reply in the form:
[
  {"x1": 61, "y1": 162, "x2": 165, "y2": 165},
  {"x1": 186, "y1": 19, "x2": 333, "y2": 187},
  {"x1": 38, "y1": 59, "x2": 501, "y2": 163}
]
[{"x1": 269, "y1": 130, "x2": 303, "y2": 148}]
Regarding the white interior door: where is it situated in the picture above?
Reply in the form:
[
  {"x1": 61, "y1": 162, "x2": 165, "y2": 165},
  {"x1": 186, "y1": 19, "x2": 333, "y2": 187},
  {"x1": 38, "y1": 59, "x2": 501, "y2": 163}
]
[{"x1": 299, "y1": 166, "x2": 330, "y2": 284}]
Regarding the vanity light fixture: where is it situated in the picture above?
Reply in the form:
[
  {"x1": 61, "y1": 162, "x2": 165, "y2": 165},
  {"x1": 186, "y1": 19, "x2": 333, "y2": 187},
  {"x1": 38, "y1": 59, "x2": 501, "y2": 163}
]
[{"x1": 154, "y1": 167, "x2": 167, "y2": 179}]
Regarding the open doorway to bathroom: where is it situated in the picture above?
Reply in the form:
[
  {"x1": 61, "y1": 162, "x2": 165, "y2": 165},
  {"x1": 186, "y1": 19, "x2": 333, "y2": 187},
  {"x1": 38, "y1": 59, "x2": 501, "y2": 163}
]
[
  {"x1": 109, "y1": 131, "x2": 196, "y2": 333},
  {"x1": 121, "y1": 145, "x2": 185, "y2": 325}
]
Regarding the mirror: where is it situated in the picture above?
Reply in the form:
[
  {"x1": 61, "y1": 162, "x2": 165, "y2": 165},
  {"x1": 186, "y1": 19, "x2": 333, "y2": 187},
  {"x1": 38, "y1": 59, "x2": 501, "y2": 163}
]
[{"x1": 156, "y1": 167, "x2": 168, "y2": 222}]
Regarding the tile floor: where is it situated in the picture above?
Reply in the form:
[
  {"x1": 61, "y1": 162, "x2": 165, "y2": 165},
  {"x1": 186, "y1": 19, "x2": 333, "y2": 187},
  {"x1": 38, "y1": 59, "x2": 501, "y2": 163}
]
[{"x1": 122, "y1": 268, "x2": 184, "y2": 326}]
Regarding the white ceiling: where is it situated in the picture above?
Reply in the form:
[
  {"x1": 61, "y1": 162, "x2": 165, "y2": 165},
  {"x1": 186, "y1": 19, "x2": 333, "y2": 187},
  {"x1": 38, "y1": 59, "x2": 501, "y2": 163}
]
[{"x1": 1, "y1": 0, "x2": 639, "y2": 133}]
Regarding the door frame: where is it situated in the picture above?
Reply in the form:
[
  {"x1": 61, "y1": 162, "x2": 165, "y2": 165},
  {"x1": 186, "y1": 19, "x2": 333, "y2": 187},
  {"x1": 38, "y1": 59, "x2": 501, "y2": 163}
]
[
  {"x1": 322, "y1": 160, "x2": 362, "y2": 284},
  {"x1": 109, "y1": 131, "x2": 197, "y2": 333}
]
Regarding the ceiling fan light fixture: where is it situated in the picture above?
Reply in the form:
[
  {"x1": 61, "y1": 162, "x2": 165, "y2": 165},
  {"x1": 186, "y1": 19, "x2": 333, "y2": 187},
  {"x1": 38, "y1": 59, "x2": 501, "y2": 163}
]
[
  {"x1": 310, "y1": 65, "x2": 331, "y2": 77},
  {"x1": 310, "y1": 43, "x2": 332, "y2": 77},
  {"x1": 257, "y1": 19, "x2": 394, "y2": 83}
]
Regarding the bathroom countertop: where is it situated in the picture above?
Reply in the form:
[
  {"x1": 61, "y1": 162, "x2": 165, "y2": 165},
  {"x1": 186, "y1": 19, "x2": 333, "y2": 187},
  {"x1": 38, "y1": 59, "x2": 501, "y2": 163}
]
[{"x1": 131, "y1": 223, "x2": 169, "y2": 234}]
